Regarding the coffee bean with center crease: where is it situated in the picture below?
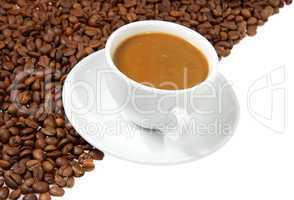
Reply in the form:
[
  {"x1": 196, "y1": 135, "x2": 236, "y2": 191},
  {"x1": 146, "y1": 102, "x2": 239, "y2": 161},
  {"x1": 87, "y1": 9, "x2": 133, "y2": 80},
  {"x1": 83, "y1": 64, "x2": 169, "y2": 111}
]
[
  {"x1": 0, "y1": 160, "x2": 10, "y2": 170},
  {"x1": 58, "y1": 165, "x2": 73, "y2": 177},
  {"x1": 41, "y1": 128, "x2": 56, "y2": 136},
  {"x1": 49, "y1": 186, "x2": 64, "y2": 197},
  {"x1": 32, "y1": 166, "x2": 44, "y2": 181},
  {"x1": 66, "y1": 176, "x2": 75, "y2": 188},
  {"x1": 32, "y1": 181, "x2": 49, "y2": 193},
  {"x1": 24, "y1": 118, "x2": 39, "y2": 129},
  {"x1": 21, "y1": 128, "x2": 34, "y2": 136},
  {"x1": 26, "y1": 160, "x2": 41, "y2": 171},
  {"x1": 4, "y1": 170, "x2": 22, "y2": 189},
  {"x1": 46, "y1": 150, "x2": 62, "y2": 159},
  {"x1": 44, "y1": 145, "x2": 57, "y2": 152},
  {"x1": 46, "y1": 137, "x2": 58, "y2": 146},
  {"x1": 20, "y1": 149, "x2": 33, "y2": 158},
  {"x1": 54, "y1": 175, "x2": 66, "y2": 187},
  {"x1": 5, "y1": 146, "x2": 21, "y2": 156}
]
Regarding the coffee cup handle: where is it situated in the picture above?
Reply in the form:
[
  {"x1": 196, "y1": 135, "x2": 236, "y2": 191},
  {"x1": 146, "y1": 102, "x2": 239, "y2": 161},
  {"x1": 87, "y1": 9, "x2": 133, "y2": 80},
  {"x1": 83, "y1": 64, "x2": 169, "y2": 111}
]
[{"x1": 160, "y1": 107, "x2": 191, "y2": 140}]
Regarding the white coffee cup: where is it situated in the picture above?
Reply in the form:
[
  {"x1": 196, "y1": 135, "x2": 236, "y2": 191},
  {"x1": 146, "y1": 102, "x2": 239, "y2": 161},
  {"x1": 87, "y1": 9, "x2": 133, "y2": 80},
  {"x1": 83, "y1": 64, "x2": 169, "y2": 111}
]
[{"x1": 104, "y1": 20, "x2": 218, "y2": 134}]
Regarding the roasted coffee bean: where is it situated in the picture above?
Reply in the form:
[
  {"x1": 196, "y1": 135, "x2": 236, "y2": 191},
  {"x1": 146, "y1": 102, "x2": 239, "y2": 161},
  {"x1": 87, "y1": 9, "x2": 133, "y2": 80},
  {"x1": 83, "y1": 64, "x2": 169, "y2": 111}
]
[
  {"x1": 46, "y1": 138, "x2": 58, "y2": 146},
  {"x1": 43, "y1": 118, "x2": 55, "y2": 129},
  {"x1": 42, "y1": 161, "x2": 54, "y2": 173},
  {"x1": 9, "y1": 188, "x2": 21, "y2": 200},
  {"x1": 44, "y1": 145, "x2": 57, "y2": 152},
  {"x1": 26, "y1": 160, "x2": 41, "y2": 171},
  {"x1": 5, "y1": 146, "x2": 21, "y2": 156},
  {"x1": 54, "y1": 175, "x2": 66, "y2": 187},
  {"x1": 18, "y1": 91, "x2": 32, "y2": 105},
  {"x1": 20, "y1": 178, "x2": 34, "y2": 194},
  {"x1": 89, "y1": 149, "x2": 104, "y2": 160},
  {"x1": 35, "y1": 139, "x2": 46, "y2": 149},
  {"x1": 33, "y1": 149, "x2": 45, "y2": 161},
  {"x1": 12, "y1": 162, "x2": 26, "y2": 175},
  {"x1": 43, "y1": 173, "x2": 54, "y2": 185},
  {"x1": 8, "y1": 136, "x2": 21, "y2": 146},
  {"x1": 32, "y1": 166, "x2": 44, "y2": 181},
  {"x1": 55, "y1": 157, "x2": 69, "y2": 167},
  {"x1": 241, "y1": 8, "x2": 252, "y2": 18},
  {"x1": 247, "y1": 25, "x2": 258, "y2": 36},
  {"x1": 4, "y1": 170, "x2": 22, "y2": 189},
  {"x1": 72, "y1": 163, "x2": 85, "y2": 177},
  {"x1": 66, "y1": 176, "x2": 75, "y2": 188},
  {"x1": 0, "y1": 160, "x2": 10, "y2": 170},
  {"x1": 40, "y1": 128, "x2": 56, "y2": 136},
  {"x1": 0, "y1": 187, "x2": 9, "y2": 200},
  {"x1": 0, "y1": 168, "x2": 5, "y2": 177},
  {"x1": 49, "y1": 186, "x2": 64, "y2": 197},
  {"x1": 21, "y1": 128, "x2": 34, "y2": 136},
  {"x1": 56, "y1": 128, "x2": 65, "y2": 138},
  {"x1": 78, "y1": 152, "x2": 92, "y2": 161},
  {"x1": 61, "y1": 143, "x2": 73, "y2": 154},
  {"x1": 82, "y1": 159, "x2": 95, "y2": 172},
  {"x1": 39, "y1": 192, "x2": 51, "y2": 200},
  {"x1": 260, "y1": 6, "x2": 274, "y2": 20},
  {"x1": 24, "y1": 118, "x2": 39, "y2": 129},
  {"x1": 55, "y1": 118, "x2": 65, "y2": 127},
  {"x1": 20, "y1": 149, "x2": 33, "y2": 158},
  {"x1": 32, "y1": 181, "x2": 49, "y2": 193},
  {"x1": 23, "y1": 171, "x2": 33, "y2": 180},
  {"x1": 24, "y1": 178, "x2": 35, "y2": 187},
  {"x1": 73, "y1": 146, "x2": 83, "y2": 155},
  {"x1": 59, "y1": 165, "x2": 73, "y2": 177},
  {"x1": 0, "y1": 128, "x2": 10, "y2": 144},
  {"x1": 23, "y1": 194, "x2": 38, "y2": 200},
  {"x1": 21, "y1": 184, "x2": 33, "y2": 194},
  {"x1": 46, "y1": 151, "x2": 62, "y2": 158},
  {"x1": 57, "y1": 138, "x2": 70, "y2": 148}
]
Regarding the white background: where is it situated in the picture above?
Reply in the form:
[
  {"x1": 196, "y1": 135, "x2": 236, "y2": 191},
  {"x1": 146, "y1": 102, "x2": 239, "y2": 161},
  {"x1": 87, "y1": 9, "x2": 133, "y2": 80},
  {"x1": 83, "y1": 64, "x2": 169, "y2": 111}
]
[{"x1": 64, "y1": 4, "x2": 294, "y2": 200}]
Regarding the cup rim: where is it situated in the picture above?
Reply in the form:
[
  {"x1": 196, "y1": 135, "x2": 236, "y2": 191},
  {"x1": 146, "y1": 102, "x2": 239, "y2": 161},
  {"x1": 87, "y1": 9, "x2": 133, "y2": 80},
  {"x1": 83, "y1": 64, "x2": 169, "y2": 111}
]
[{"x1": 105, "y1": 20, "x2": 219, "y2": 94}]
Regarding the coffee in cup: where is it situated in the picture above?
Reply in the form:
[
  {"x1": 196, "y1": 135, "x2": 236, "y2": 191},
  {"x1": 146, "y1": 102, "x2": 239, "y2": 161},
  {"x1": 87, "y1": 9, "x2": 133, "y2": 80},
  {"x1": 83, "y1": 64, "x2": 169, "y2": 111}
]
[{"x1": 113, "y1": 32, "x2": 209, "y2": 90}]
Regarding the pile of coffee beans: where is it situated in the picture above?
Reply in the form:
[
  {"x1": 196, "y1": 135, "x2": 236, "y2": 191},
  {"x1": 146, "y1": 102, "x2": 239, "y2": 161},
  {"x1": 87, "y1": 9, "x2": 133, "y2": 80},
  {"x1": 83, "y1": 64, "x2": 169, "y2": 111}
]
[{"x1": 0, "y1": 0, "x2": 291, "y2": 199}]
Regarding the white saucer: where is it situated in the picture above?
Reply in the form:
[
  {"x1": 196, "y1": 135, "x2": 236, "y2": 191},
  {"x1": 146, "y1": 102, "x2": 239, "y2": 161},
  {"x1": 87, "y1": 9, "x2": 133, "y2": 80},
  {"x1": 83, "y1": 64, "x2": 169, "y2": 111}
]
[{"x1": 63, "y1": 50, "x2": 240, "y2": 165}]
